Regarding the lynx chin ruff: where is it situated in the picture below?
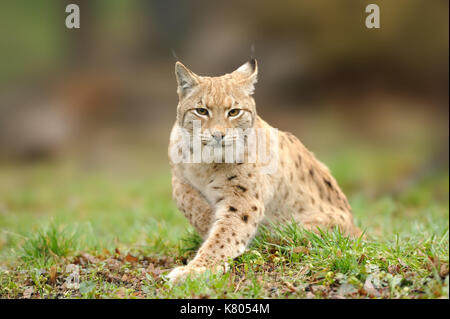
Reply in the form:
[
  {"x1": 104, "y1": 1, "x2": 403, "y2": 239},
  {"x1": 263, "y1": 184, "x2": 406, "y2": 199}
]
[{"x1": 167, "y1": 59, "x2": 362, "y2": 283}]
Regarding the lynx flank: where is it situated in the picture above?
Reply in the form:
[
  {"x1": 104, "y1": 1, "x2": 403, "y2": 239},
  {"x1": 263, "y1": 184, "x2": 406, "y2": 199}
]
[{"x1": 167, "y1": 59, "x2": 362, "y2": 283}]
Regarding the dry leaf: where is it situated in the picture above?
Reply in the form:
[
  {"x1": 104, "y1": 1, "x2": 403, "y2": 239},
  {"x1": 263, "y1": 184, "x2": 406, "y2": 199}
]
[
  {"x1": 293, "y1": 246, "x2": 309, "y2": 255},
  {"x1": 80, "y1": 252, "x2": 99, "y2": 264},
  {"x1": 23, "y1": 287, "x2": 33, "y2": 299},
  {"x1": 146, "y1": 263, "x2": 163, "y2": 278},
  {"x1": 284, "y1": 281, "x2": 297, "y2": 293},
  {"x1": 358, "y1": 254, "x2": 367, "y2": 264},
  {"x1": 125, "y1": 253, "x2": 138, "y2": 263},
  {"x1": 106, "y1": 258, "x2": 122, "y2": 271},
  {"x1": 439, "y1": 263, "x2": 449, "y2": 278},
  {"x1": 106, "y1": 273, "x2": 121, "y2": 283},
  {"x1": 429, "y1": 256, "x2": 440, "y2": 267},
  {"x1": 49, "y1": 265, "x2": 57, "y2": 285},
  {"x1": 363, "y1": 278, "x2": 381, "y2": 297},
  {"x1": 388, "y1": 264, "x2": 400, "y2": 274}
]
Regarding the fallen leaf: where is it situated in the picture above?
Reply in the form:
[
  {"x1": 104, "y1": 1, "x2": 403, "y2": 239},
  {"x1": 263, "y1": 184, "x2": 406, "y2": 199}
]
[
  {"x1": 144, "y1": 256, "x2": 174, "y2": 267},
  {"x1": 146, "y1": 263, "x2": 163, "y2": 278},
  {"x1": 310, "y1": 285, "x2": 327, "y2": 294},
  {"x1": 358, "y1": 254, "x2": 367, "y2": 264},
  {"x1": 388, "y1": 264, "x2": 400, "y2": 274},
  {"x1": 363, "y1": 278, "x2": 381, "y2": 297},
  {"x1": 125, "y1": 253, "x2": 138, "y2": 263},
  {"x1": 284, "y1": 281, "x2": 297, "y2": 293},
  {"x1": 23, "y1": 287, "x2": 33, "y2": 299},
  {"x1": 106, "y1": 258, "x2": 122, "y2": 271},
  {"x1": 293, "y1": 246, "x2": 309, "y2": 255},
  {"x1": 65, "y1": 264, "x2": 78, "y2": 273},
  {"x1": 49, "y1": 265, "x2": 57, "y2": 285},
  {"x1": 78, "y1": 252, "x2": 99, "y2": 264},
  {"x1": 64, "y1": 264, "x2": 80, "y2": 290},
  {"x1": 439, "y1": 263, "x2": 449, "y2": 278},
  {"x1": 106, "y1": 273, "x2": 121, "y2": 283}
]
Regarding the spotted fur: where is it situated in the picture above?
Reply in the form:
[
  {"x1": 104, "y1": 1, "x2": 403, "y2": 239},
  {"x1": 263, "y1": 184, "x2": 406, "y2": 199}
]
[{"x1": 167, "y1": 59, "x2": 362, "y2": 283}]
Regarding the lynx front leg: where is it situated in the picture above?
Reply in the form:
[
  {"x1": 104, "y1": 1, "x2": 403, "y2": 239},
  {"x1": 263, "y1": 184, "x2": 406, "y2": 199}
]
[
  {"x1": 172, "y1": 175, "x2": 214, "y2": 238},
  {"x1": 167, "y1": 192, "x2": 265, "y2": 283}
]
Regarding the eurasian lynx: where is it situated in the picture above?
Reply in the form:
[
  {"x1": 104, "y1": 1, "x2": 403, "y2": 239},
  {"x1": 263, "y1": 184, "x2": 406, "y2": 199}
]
[{"x1": 167, "y1": 59, "x2": 362, "y2": 283}]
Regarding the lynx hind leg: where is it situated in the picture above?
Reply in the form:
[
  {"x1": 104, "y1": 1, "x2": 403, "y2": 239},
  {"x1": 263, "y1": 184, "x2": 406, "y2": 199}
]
[
  {"x1": 299, "y1": 209, "x2": 362, "y2": 238},
  {"x1": 172, "y1": 175, "x2": 214, "y2": 238}
]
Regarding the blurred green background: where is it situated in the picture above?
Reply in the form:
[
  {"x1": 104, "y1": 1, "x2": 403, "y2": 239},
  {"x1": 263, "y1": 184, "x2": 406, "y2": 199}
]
[{"x1": 0, "y1": 0, "x2": 448, "y2": 253}]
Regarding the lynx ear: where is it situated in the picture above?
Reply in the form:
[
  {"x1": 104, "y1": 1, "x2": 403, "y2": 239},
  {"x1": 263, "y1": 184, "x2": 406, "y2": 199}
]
[
  {"x1": 175, "y1": 62, "x2": 199, "y2": 98},
  {"x1": 232, "y1": 59, "x2": 258, "y2": 95}
]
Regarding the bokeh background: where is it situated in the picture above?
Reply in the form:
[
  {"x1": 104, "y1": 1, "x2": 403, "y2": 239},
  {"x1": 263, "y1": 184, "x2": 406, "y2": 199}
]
[{"x1": 0, "y1": 0, "x2": 448, "y2": 242}]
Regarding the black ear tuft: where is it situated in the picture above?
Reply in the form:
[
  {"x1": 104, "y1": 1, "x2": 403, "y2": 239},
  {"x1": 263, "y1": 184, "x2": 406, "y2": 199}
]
[{"x1": 249, "y1": 58, "x2": 257, "y2": 72}]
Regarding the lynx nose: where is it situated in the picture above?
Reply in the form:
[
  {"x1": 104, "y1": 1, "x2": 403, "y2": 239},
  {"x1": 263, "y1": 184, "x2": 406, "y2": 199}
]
[{"x1": 212, "y1": 131, "x2": 225, "y2": 143}]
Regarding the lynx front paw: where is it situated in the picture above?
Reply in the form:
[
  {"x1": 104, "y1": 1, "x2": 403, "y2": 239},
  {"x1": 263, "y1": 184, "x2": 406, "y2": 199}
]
[
  {"x1": 166, "y1": 264, "x2": 229, "y2": 284},
  {"x1": 166, "y1": 266, "x2": 206, "y2": 284}
]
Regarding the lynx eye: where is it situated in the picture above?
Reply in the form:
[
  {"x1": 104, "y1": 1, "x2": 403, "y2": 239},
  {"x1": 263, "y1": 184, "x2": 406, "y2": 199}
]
[
  {"x1": 195, "y1": 108, "x2": 209, "y2": 116},
  {"x1": 228, "y1": 109, "x2": 241, "y2": 117}
]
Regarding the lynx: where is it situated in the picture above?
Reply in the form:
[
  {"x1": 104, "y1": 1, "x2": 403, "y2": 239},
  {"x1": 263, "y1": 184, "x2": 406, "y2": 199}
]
[{"x1": 167, "y1": 59, "x2": 362, "y2": 283}]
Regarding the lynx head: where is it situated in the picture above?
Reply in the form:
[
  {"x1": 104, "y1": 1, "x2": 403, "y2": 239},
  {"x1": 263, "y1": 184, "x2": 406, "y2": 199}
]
[{"x1": 174, "y1": 60, "x2": 258, "y2": 148}]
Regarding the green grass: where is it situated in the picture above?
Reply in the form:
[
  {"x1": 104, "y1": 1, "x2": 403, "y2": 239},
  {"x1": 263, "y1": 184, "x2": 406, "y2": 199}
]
[{"x1": 0, "y1": 148, "x2": 448, "y2": 299}]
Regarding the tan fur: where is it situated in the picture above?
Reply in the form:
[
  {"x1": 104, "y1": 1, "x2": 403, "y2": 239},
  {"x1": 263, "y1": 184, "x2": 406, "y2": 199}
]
[{"x1": 167, "y1": 60, "x2": 361, "y2": 283}]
